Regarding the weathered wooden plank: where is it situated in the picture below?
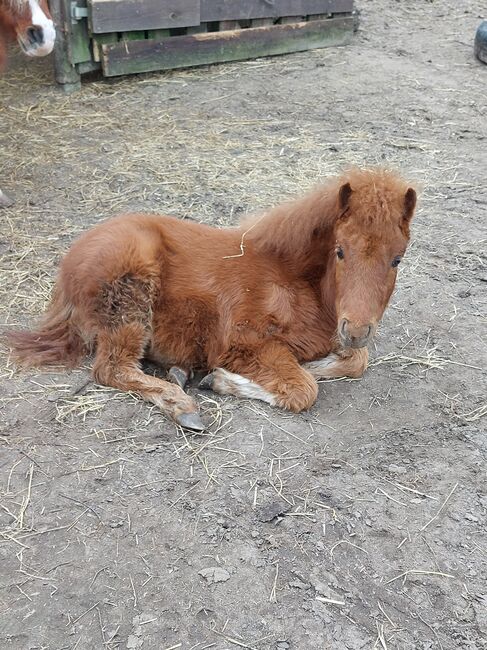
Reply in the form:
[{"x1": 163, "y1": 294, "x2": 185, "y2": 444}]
[
  {"x1": 78, "y1": 60, "x2": 101, "y2": 74},
  {"x1": 69, "y1": 1, "x2": 92, "y2": 64},
  {"x1": 50, "y1": 0, "x2": 82, "y2": 91},
  {"x1": 201, "y1": 1, "x2": 353, "y2": 22},
  {"x1": 89, "y1": 0, "x2": 200, "y2": 34},
  {"x1": 101, "y1": 16, "x2": 353, "y2": 77},
  {"x1": 93, "y1": 33, "x2": 118, "y2": 62}
]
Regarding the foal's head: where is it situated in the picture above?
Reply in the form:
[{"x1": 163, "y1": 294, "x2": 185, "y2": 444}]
[
  {"x1": 1, "y1": 0, "x2": 55, "y2": 58},
  {"x1": 333, "y1": 170, "x2": 417, "y2": 349}
]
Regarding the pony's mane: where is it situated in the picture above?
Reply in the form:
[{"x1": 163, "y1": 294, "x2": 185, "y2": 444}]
[
  {"x1": 2, "y1": 0, "x2": 27, "y2": 9},
  {"x1": 340, "y1": 167, "x2": 412, "y2": 225},
  {"x1": 2, "y1": 0, "x2": 33, "y2": 15},
  {"x1": 241, "y1": 176, "x2": 341, "y2": 258},
  {"x1": 241, "y1": 168, "x2": 412, "y2": 257}
]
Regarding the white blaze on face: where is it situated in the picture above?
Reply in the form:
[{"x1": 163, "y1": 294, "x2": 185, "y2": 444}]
[{"x1": 21, "y1": 0, "x2": 56, "y2": 57}]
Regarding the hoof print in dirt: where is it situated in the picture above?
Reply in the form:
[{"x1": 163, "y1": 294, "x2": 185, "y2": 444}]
[{"x1": 257, "y1": 500, "x2": 293, "y2": 522}]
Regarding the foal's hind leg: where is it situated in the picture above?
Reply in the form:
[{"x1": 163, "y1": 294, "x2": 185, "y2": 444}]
[
  {"x1": 200, "y1": 342, "x2": 318, "y2": 413},
  {"x1": 93, "y1": 323, "x2": 204, "y2": 431},
  {"x1": 303, "y1": 348, "x2": 368, "y2": 380},
  {"x1": 167, "y1": 366, "x2": 192, "y2": 390}
]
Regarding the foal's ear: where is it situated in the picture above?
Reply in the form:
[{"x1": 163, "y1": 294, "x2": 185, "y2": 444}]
[
  {"x1": 403, "y1": 187, "x2": 417, "y2": 223},
  {"x1": 338, "y1": 182, "x2": 353, "y2": 211}
]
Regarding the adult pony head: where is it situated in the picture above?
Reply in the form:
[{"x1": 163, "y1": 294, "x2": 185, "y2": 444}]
[{"x1": 0, "y1": 0, "x2": 55, "y2": 67}]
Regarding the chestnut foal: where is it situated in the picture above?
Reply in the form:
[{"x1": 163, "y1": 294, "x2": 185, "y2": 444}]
[{"x1": 9, "y1": 169, "x2": 417, "y2": 431}]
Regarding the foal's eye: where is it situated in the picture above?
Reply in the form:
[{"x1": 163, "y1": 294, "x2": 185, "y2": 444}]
[
  {"x1": 336, "y1": 247, "x2": 344, "y2": 260},
  {"x1": 391, "y1": 256, "x2": 402, "y2": 268}
]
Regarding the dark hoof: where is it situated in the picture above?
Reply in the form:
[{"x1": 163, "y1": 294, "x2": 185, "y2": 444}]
[
  {"x1": 167, "y1": 366, "x2": 189, "y2": 389},
  {"x1": 198, "y1": 373, "x2": 214, "y2": 390},
  {"x1": 175, "y1": 412, "x2": 205, "y2": 432},
  {"x1": 475, "y1": 21, "x2": 487, "y2": 64}
]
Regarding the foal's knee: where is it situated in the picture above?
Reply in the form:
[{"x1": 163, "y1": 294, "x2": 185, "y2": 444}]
[
  {"x1": 345, "y1": 347, "x2": 369, "y2": 378},
  {"x1": 274, "y1": 371, "x2": 318, "y2": 412},
  {"x1": 92, "y1": 354, "x2": 133, "y2": 388},
  {"x1": 93, "y1": 360, "x2": 114, "y2": 386}
]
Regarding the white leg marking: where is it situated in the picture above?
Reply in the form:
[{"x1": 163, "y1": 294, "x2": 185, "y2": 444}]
[
  {"x1": 303, "y1": 354, "x2": 341, "y2": 378},
  {"x1": 211, "y1": 368, "x2": 277, "y2": 406},
  {"x1": 303, "y1": 348, "x2": 368, "y2": 380}
]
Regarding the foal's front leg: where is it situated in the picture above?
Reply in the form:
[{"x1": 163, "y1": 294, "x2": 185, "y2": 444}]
[
  {"x1": 303, "y1": 347, "x2": 368, "y2": 380},
  {"x1": 200, "y1": 342, "x2": 318, "y2": 413}
]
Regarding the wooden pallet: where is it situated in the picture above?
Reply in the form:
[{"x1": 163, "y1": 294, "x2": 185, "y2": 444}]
[{"x1": 50, "y1": 0, "x2": 356, "y2": 90}]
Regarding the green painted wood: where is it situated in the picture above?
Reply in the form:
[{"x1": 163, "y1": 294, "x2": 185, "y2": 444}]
[
  {"x1": 70, "y1": 2, "x2": 94, "y2": 64},
  {"x1": 89, "y1": 0, "x2": 200, "y2": 34},
  {"x1": 93, "y1": 33, "x2": 118, "y2": 63},
  {"x1": 50, "y1": 0, "x2": 82, "y2": 90},
  {"x1": 121, "y1": 31, "x2": 146, "y2": 41},
  {"x1": 147, "y1": 29, "x2": 171, "y2": 39},
  {"x1": 201, "y1": 0, "x2": 353, "y2": 22},
  {"x1": 101, "y1": 16, "x2": 354, "y2": 77},
  {"x1": 78, "y1": 60, "x2": 101, "y2": 74}
]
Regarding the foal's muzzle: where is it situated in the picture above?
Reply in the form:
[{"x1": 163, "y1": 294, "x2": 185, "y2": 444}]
[{"x1": 339, "y1": 318, "x2": 374, "y2": 349}]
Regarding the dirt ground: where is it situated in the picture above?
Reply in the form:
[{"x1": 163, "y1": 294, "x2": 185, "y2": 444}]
[{"x1": 1, "y1": 1, "x2": 486, "y2": 648}]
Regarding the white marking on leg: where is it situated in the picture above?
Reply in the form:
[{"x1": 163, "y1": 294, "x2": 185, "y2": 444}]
[
  {"x1": 21, "y1": 0, "x2": 56, "y2": 57},
  {"x1": 303, "y1": 348, "x2": 368, "y2": 380},
  {"x1": 211, "y1": 368, "x2": 277, "y2": 406},
  {"x1": 303, "y1": 354, "x2": 341, "y2": 378}
]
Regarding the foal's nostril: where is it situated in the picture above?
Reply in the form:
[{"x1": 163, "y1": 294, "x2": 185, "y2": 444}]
[
  {"x1": 339, "y1": 319, "x2": 373, "y2": 347},
  {"x1": 27, "y1": 27, "x2": 44, "y2": 46}
]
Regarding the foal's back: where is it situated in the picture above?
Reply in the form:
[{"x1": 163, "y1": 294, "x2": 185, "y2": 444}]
[
  {"x1": 60, "y1": 213, "x2": 268, "y2": 305},
  {"x1": 59, "y1": 213, "x2": 287, "y2": 339}
]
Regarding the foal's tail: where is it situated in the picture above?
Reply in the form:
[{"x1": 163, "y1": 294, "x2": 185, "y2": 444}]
[{"x1": 7, "y1": 286, "x2": 87, "y2": 368}]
